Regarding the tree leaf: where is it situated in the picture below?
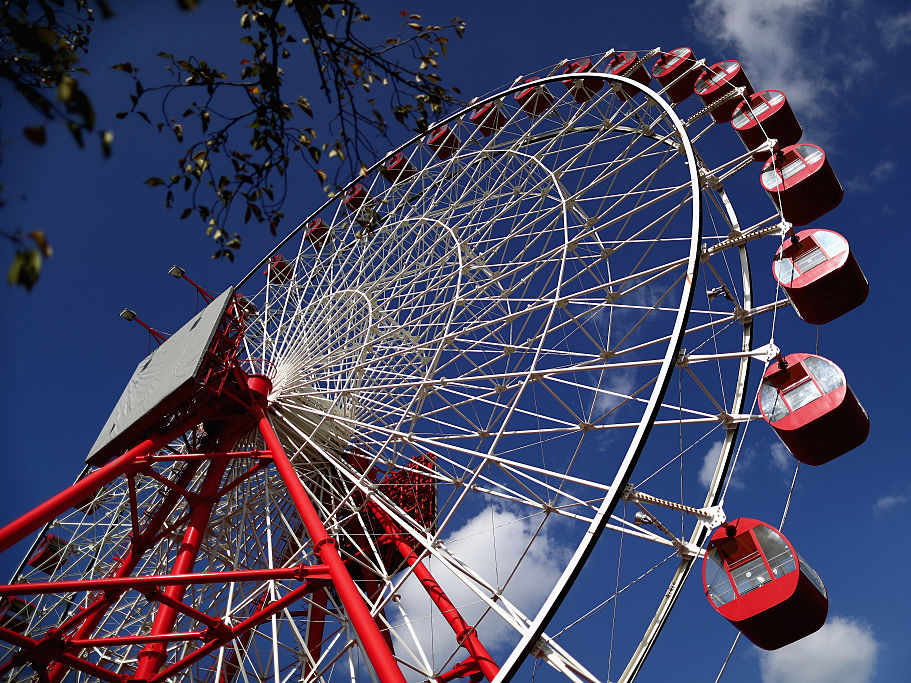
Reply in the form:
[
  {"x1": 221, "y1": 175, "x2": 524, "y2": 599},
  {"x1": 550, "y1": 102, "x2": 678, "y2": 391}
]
[
  {"x1": 23, "y1": 125, "x2": 47, "y2": 146},
  {"x1": 145, "y1": 177, "x2": 165, "y2": 186}
]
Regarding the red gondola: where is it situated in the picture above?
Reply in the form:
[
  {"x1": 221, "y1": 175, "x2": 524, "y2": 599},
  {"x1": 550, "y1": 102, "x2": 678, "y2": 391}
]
[
  {"x1": 470, "y1": 101, "x2": 507, "y2": 137},
  {"x1": 305, "y1": 218, "x2": 330, "y2": 251},
  {"x1": 0, "y1": 596, "x2": 35, "y2": 633},
  {"x1": 514, "y1": 78, "x2": 554, "y2": 117},
  {"x1": 265, "y1": 253, "x2": 293, "y2": 283},
  {"x1": 28, "y1": 533, "x2": 68, "y2": 573},
  {"x1": 562, "y1": 58, "x2": 604, "y2": 104},
  {"x1": 732, "y1": 90, "x2": 802, "y2": 161},
  {"x1": 704, "y1": 518, "x2": 827, "y2": 650},
  {"x1": 381, "y1": 151, "x2": 417, "y2": 184},
  {"x1": 425, "y1": 125, "x2": 460, "y2": 160},
  {"x1": 651, "y1": 47, "x2": 700, "y2": 103},
  {"x1": 761, "y1": 143, "x2": 843, "y2": 226},
  {"x1": 759, "y1": 352, "x2": 869, "y2": 465},
  {"x1": 694, "y1": 60, "x2": 753, "y2": 123},
  {"x1": 607, "y1": 50, "x2": 650, "y2": 100},
  {"x1": 773, "y1": 229, "x2": 868, "y2": 324},
  {"x1": 344, "y1": 183, "x2": 379, "y2": 228}
]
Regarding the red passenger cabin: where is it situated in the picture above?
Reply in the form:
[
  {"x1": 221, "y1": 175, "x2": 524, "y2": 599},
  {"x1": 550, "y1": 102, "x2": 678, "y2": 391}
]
[
  {"x1": 759, "y1": 352, "x2": 869, "y2": 465},
  {"x1": 425, "y1": 125, "x2": 460, "y2": 160},
  {"x1": 381, "y1": 151, "x2": 417, "y2": 184},
  {"x1": 607, "y1": 50, "x2": 650, "y2": 100},
  {"x1": 562, "y1": 58, "x2": 604, "y2": 103},
  {"x1": 514, "y1": 78, "x2": 554, "y2": 117},
  {"x1": 28, "y1": 533, "x2": 68, "y2": 573},
  {"x1": 344, "y1": 184, "x2": 380, "y2": 228},
  {"x1": 651, "y1": 47, "x2": 700, "y2": 103},
  {"x1": 773, "y1": 229, "x2": 868, "y2": 324},
  {"x1": 265, "y1": 253, "x2": 293, "y2": 283},
  {"x1": 703, "y1": 518, "x2": 827, "y2": 650},
  {"x1": 0, "y1": 596, "x2": 35, "y2": 633},
  {"x1": 761, "y1": 143, "x2": 843, "y2": 226},
  {"x1": 470, "y1": 101, "x2": 507, "y2": 137},
  {"x1": 732, "y1": 90, "x2": 802, "y2": 161},
  {"x1": 694, "y1": 60, "x2": 753, "y2": 123},
  {"x1": 305, "y1": 218, "x2": 330, "y2": 250}
]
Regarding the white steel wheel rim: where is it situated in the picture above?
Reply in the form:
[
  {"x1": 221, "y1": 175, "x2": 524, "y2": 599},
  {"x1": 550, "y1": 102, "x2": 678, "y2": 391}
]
[{"x1": 236, "y1": 70, "x2": 714, "y2": 683}]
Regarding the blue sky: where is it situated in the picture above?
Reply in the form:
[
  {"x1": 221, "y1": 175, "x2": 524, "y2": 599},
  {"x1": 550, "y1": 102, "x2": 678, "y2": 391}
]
[{"x1": 2, "y1": 1, "x2": 910, "y2": 681}]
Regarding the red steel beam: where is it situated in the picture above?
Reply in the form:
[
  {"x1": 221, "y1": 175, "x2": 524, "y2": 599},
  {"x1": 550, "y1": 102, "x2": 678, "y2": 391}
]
[
  {"x1": 0, "y1": 627, "x2": 126, "y2": 683},
  {"x1": 0, "y1": 437, "x2": 160, "y2": 553},
  {"x1": 47, "y1": 461, "x2": 205, "y2": 683},
  {"x1": 0, "y1": 564, "x2": 327, "y2": 597},
  {"x1": 369, "y1": 502, "x2": 499, "y2": 682},
  {"x1": 256, "y1": 407, "x2": 407, "y2": 683},
  {"x1": 150, "y1": 582, "x2": 315, "y2": 683},
  {"x1": 134, "y1": 458, "x2": 230, "y2": 679},
  {"x1": 67, "y1": 631, "x2": 204, "y2": 648}
]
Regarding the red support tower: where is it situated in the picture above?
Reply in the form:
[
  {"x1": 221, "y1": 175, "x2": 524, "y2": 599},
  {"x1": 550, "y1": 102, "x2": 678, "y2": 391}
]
[{"x1": 0, "y1": 287, "x2": 499, "y2": 683}]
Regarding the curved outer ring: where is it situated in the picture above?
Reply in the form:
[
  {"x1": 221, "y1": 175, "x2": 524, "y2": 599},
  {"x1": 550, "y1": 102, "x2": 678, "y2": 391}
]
[{"x1": 235, "y1": 70, "x2": 749, "y2": 683}]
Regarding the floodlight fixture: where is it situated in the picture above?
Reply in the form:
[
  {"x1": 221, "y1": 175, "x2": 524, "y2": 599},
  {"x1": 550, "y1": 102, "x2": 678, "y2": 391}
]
[
  {"x1": 168, "y1": 265, "x2": 186, "y2": 279},
  {"x1": 169, "y1": 265, "x2": 215, "y2": 304},
  {"x1": 120, "y1": 308, "x2": 137, "y2": 321}
]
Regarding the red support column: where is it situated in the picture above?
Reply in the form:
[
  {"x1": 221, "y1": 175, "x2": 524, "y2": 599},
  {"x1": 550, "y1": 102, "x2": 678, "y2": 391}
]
[
  {"x1": 255, "y1": 407, "x2": 407, "y2": 683},
  {"x1": 45, "y1": 462, "x2": 203, "y2": 683},
  {"x1": 133, "y1": 458, "x2": 230, "y2": 679},
  {"x1": 369, "y1": 502, "x2": 500, "y2": 682}
]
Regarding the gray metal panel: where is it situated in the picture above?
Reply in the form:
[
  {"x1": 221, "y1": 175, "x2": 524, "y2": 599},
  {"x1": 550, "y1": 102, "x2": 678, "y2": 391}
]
[{"x1": 87, "y1": 288, "x2": 235, "y2": 464}]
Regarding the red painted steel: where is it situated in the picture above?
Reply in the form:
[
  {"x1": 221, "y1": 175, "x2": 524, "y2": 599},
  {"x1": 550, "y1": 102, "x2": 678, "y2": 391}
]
[
  {"x1": 703, "y1": 518, "x2": 827, "y2": 649},
  {"x1": 651, "y1": 47, "x2": 699, "y2": 104},
  {"x1": 305, "y1": 218, "x2": 331, "y2": 250},
  {"x1": 759, "y1": 352, "x2": 869, "y2": 465},
  {"x1": 150, "y1": 583, "x2": 315, "y2": 683},
  {"x1": 426, "y1": 125, "x2": 461, "y2": 160},
  {"x1": 694, "y1": 60, "x2": 753, "y2": 123},
  {"x1": 732, "y1": 90, "x2": 802, "y2": 161},
  {"x1": 255, "y1": 403, "x2": 407, "y2": 683},
  {"x1": 0, "y1": 565, "x2": 326, "y2": 598},
  {"x1": 514, "y1": 78, "x2": 554, "y2": 117},
  {"x1": 773, "y1": 228, "x2": 868, "y2": 324},
  {"x1": 562, "y1": 58, "x2": 604, "y2": 103},
  {"x1": 134, "y1": 459, "x2": 231, "y2": 679},
  {"x1": 607, "y1": 50, "x2": 650, "y2": 100},
  {"x1": 1, "y1": 627, "x2": 127, "y2": 683},
  {"x1": 369, "y1": 501, "x2": 499, "y2": 682},
  {"x1": 761, "y1": 143, "x2": 844, "y2": 226},
  {"x1": 47, "y1": 462, "x2": 204, "y2": 683},
  {"x1": 470, "y1": 102, "x2": 507, "y2": 137},
  {"x1": 381, "y1": 151, "x2": 418, "y2": 184},
  {"x1": 0, "y1": 436, "x2": 163, "y2": 554}
]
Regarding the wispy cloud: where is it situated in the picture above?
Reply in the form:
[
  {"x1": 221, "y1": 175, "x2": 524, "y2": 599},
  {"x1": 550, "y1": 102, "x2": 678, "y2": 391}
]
[
  {"x1": 698, "y1": 439, "x2": 723, "y2": 488},
  {"x1": 688, "y1": 0, "x2": 873, "y2": 129},
  {"x1": 759, "y1": 616, "x2": 879, "y2": 683},
  {"x1": 873, "y1": 488, "x2": 910, "y2": 514},
  {"x1": 394, "y1": 504, "x2": 566, "y2": 676},
  {"x1": 845, "y1": 159, "x2": 898, "y2": 193},
  {"x1": 876, "y1": 10, "x2": 911, "y2": 51},
  {"x1": 769, "y1": 442, "x2": 791, "y2": 473}
]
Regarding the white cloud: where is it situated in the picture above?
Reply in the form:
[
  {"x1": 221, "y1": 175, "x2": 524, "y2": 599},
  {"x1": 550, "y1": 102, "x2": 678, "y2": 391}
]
[
  {"x1": 873, "y1": 490, "x2": 910, "y2": 514},
  {"x1": 688, "y1": 0, "x2": 872, "y2": 124},
  {"x1": 877, "y1": 10, "x2": 911, "y2": 51},
  {"x1": 393, "y1": 505, "x2": 566, "y2": 676},
  {"x1": 698, "y1": 439, "x2": 723, "y2": 488},
  {"x1": 869, "y1": 159, "x2": 896, "y2": 182},
  {"x1": 769, "y1": 442, "x2": 791, "y2": 473},
  {"x1": 759, "y1": 616, "x2": 879, "y2": 683}
]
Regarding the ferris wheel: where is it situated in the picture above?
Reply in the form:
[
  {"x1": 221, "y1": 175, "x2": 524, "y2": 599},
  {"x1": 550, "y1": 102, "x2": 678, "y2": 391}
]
[{"x1": 0, "y1": 47, "x2": 866, "y2": 683}]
